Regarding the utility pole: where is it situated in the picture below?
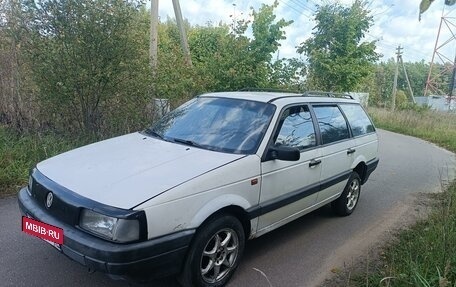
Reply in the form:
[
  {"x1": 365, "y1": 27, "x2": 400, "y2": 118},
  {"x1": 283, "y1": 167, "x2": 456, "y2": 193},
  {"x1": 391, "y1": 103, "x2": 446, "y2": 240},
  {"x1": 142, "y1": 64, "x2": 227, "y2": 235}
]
[
  {"x1": 150, "y1": 0, "x2": 159, "y2": 75},
  {"x1": 391, "y1": 45, "x2": 402, "y2": 111},
  {"x1": 399, "y1": 53, "x2": 416, "y2": 104},
  {"x1": 172, "y1": 0, "x2": 192, "y2": 66},
  {"x1": 149, "y1": 0, "x2": 192, "y2": 72},
  {"x1": 392, "y1": 45, "x2": 416, "y2": 110}
]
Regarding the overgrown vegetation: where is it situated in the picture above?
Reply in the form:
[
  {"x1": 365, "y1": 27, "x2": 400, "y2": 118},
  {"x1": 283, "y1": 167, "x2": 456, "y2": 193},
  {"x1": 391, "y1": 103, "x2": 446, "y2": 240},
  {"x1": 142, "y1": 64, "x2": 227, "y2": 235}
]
[
  {"x1": 364, "y1": 60, "x2": 452, "y2": 107},
  {"x1": 349, "y1": 182, "x2": 456, "y2": 287},
  {"x1": 368, "y1": 107, "x2": 456, "y2": 153},
  {"x1": 0, "y1": 0, "x2": 301, "y2": 136},
  {"x1": 0, "y1": 127, "x2": 93, "y2": 196},
  {"x1": 0, "y1": 0, "x2": 382, "y2": 198},
  {"x1": 298, "y1": 0, "x2": 378, "y2": 92}
]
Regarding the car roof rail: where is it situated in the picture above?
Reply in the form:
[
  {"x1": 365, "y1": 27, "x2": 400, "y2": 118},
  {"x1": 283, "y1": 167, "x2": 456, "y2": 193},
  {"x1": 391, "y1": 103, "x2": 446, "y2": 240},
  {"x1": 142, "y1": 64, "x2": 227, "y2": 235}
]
[
  {"x1": 239, "y1": 87, "x2": 302, "y2": 94},
  {"x1": 302, "y1": 91, "x2": 354, "y2": 99}
]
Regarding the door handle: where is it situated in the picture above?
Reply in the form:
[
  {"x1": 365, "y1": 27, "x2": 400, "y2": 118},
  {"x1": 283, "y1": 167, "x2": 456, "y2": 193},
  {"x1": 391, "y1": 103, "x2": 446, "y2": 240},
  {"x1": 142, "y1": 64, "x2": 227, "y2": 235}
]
[
  {"x1": 347, "y1": 148, "x2": 356, "y2": 155},
  {"x1": 309, "y1": 159, "x2": 321, "y2": 167}
]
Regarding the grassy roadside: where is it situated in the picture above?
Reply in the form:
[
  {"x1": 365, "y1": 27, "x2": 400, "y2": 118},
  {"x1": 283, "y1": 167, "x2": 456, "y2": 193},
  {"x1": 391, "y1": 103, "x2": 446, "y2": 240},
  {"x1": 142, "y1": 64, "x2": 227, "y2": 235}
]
[
  {"x1": 0, "y1": 127, "x2": 93, "y2": 197},
  {"x1": 368, "y1": 107, "x2": 456, "y2": 153},
  {"x1": 349, "y1": 183, "x2": 456, "y2": 287},
  {"x1": 348, "y1": 108, "x2": 456, "y2": 287}
]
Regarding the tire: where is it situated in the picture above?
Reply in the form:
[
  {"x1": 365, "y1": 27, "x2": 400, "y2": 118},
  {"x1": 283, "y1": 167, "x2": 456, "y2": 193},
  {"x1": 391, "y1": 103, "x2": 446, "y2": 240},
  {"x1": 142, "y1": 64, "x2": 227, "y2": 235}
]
[
  {"x1": 332, "y1": 172, "x2": 361, "y2": 216},
  {"x1": 179, "y1": 215, "x2": 245, "y2": 287}
]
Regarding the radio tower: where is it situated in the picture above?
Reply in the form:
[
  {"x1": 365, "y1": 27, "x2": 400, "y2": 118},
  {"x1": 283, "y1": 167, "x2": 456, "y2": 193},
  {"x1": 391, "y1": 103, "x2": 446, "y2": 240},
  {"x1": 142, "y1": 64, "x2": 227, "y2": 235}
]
[{"x1": 424, "y1": 7, "x2": 456, "y2": 110}]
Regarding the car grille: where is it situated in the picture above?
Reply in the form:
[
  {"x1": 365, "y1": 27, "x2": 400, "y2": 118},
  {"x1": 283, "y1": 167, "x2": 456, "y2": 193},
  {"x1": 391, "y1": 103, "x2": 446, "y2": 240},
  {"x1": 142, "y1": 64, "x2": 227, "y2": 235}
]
[{"x1": 29, "y1": 171, "x2": 81, "y2": 226}]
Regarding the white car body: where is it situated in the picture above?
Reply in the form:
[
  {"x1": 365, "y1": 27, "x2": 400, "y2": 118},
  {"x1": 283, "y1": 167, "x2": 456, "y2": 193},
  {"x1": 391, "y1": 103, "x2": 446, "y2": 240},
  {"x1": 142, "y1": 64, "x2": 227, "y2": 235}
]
[{"x1": 19, "y1": 91, "x2": 379, "y2": 285}]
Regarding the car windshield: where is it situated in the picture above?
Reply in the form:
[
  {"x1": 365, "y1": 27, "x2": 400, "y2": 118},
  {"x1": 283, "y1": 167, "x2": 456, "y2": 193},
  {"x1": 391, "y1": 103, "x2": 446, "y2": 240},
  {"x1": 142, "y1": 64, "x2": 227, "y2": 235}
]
[{"x1": 145, "y1": 97, "x2": 276, "y2": 154}]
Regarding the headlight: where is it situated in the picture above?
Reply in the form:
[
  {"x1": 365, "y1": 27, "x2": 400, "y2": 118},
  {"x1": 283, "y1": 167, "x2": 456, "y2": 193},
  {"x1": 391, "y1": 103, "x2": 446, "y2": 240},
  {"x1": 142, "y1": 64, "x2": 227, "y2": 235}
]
[{"x1": 79, "y1": 209, "x2": 140, "y2": 243}]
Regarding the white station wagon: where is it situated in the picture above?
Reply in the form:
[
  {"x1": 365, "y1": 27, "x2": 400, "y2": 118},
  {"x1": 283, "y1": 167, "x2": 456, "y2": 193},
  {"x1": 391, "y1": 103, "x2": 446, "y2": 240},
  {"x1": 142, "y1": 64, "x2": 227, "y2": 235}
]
[{"x1": 18, "y1": 91, "x2": 379, "y2": 287}]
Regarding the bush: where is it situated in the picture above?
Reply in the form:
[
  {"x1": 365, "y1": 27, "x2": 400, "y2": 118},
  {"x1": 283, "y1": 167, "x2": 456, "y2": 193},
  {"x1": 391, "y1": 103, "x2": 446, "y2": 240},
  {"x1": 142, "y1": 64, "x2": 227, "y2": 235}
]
[{"x1": 0, "y1": 127, "x2": 93, "y2": 196}]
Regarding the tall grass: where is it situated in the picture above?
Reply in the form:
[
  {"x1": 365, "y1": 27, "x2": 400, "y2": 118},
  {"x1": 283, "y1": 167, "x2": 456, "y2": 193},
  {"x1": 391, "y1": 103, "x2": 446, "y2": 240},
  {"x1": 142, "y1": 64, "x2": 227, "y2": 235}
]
[
  {"x1": 368, "y1": 107, "x2": 456, "y2": 153},
  {"x1": 348, "y1": 107, "x2": 456, "y2": 287},
  {"x1": 0, "y1": 127, "x2": 93, "y2": 196},
  {"x1": 350, "y1": 183, "x2": 456, "y2": 287}
]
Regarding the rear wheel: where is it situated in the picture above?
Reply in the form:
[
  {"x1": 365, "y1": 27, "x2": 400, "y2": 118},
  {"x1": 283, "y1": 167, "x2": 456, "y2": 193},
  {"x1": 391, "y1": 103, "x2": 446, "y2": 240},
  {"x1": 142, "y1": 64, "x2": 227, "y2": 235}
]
[
  {"x1": 332, "y1": 172, "x2": 361, "y2": 216},
  {"x1": 179, "y1": 215, "x2": 245, "y2": 287}
]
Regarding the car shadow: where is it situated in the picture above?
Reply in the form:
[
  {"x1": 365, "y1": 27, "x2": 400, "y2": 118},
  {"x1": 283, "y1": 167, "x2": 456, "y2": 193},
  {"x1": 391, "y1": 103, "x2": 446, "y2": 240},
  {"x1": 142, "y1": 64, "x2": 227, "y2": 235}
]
[
  {"x1": 242, "y1": 204, "x2": 335, "y2": 261},
  {"x1": 127, "y1": 204, "x2": 337, "y2": 287}
]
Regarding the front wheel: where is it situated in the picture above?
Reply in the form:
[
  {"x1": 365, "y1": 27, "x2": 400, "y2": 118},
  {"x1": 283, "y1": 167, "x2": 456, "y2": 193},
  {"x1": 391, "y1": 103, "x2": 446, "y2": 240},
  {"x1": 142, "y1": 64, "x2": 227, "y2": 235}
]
[
  {"x1": 332, "y1": 172, "x2": 361, "y2": 216},
  {"x1": 179, "y1": 215, "x2": 245, "y2": 287}
]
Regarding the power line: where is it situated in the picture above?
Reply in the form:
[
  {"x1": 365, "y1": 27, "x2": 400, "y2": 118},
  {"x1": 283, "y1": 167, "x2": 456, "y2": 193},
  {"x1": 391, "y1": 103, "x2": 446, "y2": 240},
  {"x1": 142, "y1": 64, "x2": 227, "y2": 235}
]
[
  {"x1": 370, "y1": 4, "x2": 394, "y2": 18},
  {"x1": 365, "y1": 32, "x2": 431, "y2": 60},
  {"x1": 288, "y1": 0, "x2": 316, "y2": 13},
  {"x1": 277, "y1": 0, "x2": 313, "y2": 18}
]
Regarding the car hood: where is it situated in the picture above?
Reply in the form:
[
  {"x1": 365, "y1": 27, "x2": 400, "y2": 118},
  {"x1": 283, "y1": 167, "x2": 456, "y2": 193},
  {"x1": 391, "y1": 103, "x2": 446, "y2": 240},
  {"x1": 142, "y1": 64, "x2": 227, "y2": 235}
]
[{"x1": 37, "y1": 132, "x2": 245, "y2": 209}]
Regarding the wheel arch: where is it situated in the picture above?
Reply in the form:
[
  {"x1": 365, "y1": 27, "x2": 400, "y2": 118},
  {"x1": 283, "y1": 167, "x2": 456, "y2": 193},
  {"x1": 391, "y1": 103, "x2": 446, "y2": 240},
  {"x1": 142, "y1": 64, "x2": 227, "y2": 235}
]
[
  {"x1": 202, "y1": 206, "x2": 251, "y2": 240},
  {"x1": 189, "y1": 195, "x2": 252, "y2": 239},
  {"x1": 353, "y1": 161, "x2": 368, "y2": 184}
]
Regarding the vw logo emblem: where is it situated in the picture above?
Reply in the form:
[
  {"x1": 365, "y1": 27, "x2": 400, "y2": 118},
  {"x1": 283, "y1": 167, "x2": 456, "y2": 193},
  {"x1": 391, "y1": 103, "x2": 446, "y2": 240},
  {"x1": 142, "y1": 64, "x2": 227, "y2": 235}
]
[{"x1": 46, "y1": 192, "x2": 54, "y2": 208}]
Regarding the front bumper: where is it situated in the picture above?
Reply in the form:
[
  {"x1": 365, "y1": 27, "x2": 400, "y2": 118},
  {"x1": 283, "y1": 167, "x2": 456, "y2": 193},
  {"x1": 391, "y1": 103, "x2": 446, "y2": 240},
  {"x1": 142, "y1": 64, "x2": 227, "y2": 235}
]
[{"x1": 18, "y1": 188, "x2": 194, "y2": 280}]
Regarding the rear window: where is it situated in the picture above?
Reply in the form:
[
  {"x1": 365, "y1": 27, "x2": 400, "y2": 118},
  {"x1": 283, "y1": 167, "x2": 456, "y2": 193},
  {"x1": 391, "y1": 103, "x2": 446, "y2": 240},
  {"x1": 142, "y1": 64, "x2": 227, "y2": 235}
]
[
  {"x1": 339, "y1": 104, "x2": 375, "y2": 137},
  {"x1": 313, "y1": 105, "x2": 350, "y2": 144}
]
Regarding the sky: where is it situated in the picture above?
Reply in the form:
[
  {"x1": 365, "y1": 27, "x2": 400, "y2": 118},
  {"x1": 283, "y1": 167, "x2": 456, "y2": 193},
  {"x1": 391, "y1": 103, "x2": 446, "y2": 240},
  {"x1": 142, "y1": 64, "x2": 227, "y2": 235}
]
[{"x1": 157, "y1": 0, "x2": 456, "y2": 64}]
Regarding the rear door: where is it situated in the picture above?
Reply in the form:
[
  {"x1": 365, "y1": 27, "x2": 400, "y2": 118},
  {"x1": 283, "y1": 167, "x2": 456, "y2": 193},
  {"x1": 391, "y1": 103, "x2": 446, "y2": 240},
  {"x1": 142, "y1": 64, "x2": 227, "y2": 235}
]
[
  {"x1": 339, "y1": 103, "x2": 378, "y2": 162},
  {"x1": 312, "y1": 105, "x2": 356, "y2": 203},
  {"x1": 339, "y1": 104, "x2": 379, "y2": 180},
  {"x1": 258, "y1": 104, "x2": 321, "y2": 232}
]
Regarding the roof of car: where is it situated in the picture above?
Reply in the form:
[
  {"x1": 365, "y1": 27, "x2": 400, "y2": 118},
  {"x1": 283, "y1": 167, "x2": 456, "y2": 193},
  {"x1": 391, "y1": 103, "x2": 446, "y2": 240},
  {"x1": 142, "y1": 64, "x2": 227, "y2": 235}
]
[{"x1": 199, "y1": 91, "x2": 359, "y2": 105}]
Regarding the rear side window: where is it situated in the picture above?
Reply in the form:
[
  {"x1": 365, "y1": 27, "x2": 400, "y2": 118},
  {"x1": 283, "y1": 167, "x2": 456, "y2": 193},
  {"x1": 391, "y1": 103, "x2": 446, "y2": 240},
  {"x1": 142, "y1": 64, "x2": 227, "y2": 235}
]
[
  {"x1": 313, "y1": 105, "x2": 350, "y2": 144},
  {"x1": 339, "y1": 104, "x2": 375, "y2": 137}
]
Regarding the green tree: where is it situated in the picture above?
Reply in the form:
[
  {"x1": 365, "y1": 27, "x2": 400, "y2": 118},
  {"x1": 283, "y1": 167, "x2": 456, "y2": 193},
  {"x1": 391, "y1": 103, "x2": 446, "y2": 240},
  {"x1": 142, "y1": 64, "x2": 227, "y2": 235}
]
[
  {"x1": 356, "y1": 59, "x2": 394, "y2": 106},
  {"x1": 151, "y1": 3, "x2": 296, "y2": 104},
  {"x1": 298, "y1": 0, "x2": 378, "y2": 92},
  {"x1": 1, "y1": 0, "x2": 299, "y2": 136},
  {"x1": 250, "y1": 1, "x2": 292, "y2": 64},
  {"x1": 22, "y1": 0, "x2": 148, "y2": 134},
  {"x1": 402, "y1": 61, "x2": 429, "y2": 97},
  {"x1": 358, "y1": 59, "x2": 452, "y2": 108},
  {"x1": 188, "y1": 1, "x2": 294, "y2": 91},
  {"x1": 0, "y1": 0, "x2": 37, "y2": 131},
  {"x1": 268, "y1": 58, "x2": 305, "y2": 90},
  {"x1": 153, "y1": 18, "x2": 205, "y2": 103}
]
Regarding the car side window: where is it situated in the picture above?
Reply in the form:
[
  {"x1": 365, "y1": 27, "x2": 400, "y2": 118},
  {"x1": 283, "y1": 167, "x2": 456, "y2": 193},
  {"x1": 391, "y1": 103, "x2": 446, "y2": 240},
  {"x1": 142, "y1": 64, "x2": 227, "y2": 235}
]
[
  {"x1": 313, "y1": 105, "x2": 350, "y2": 144},
  {"x1": 339, "y1": 104, "x2": 375, "y2": 137},
  {"x1": 275, "y1": 105, "x2": 316, "y2": 150}
]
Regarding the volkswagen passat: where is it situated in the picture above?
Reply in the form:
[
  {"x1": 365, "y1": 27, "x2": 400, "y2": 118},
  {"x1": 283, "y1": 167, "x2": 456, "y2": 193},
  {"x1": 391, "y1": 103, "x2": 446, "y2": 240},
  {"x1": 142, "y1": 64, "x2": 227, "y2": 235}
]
[{"x1": 18, "y1": 91, "x2": 379, "y2": 287}]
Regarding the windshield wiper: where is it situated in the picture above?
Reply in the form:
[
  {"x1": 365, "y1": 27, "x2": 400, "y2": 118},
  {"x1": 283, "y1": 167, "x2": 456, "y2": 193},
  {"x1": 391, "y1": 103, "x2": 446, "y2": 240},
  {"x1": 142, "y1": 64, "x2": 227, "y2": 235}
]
[
  {"x1": 144, "y1": 128, "x2": 164, "y2": 140},
  {"x1": 172, "y1": 137, "x2": 205, "y2": 149}
]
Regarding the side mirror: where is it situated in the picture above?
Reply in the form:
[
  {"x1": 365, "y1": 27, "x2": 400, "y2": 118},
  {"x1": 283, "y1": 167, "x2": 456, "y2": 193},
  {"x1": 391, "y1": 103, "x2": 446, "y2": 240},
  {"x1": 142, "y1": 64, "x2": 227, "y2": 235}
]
[{"x1": 267, "y1": 145, "x2": 300, "y2": 161}]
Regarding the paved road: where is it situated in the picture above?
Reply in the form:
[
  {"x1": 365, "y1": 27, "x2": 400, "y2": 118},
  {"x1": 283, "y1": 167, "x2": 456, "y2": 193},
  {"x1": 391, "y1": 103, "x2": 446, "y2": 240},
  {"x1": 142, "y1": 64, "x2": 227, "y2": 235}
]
[{"x1": 1, "y1": 130, "x2": 455, "y2": 287}]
